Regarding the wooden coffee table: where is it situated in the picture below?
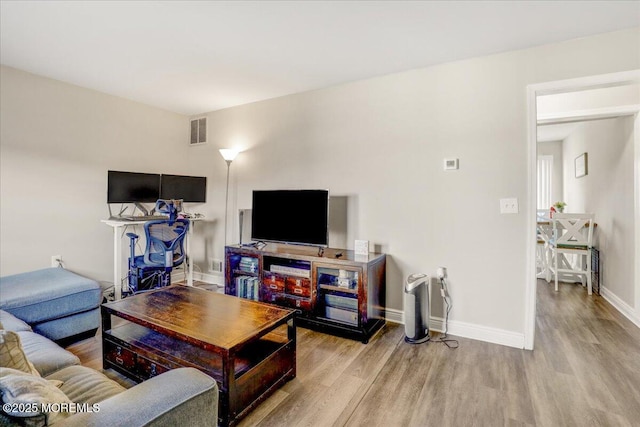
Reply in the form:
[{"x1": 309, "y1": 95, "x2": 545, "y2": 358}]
[{"x1": 101, "y1": 285, "x2": 296, "y2": 427}]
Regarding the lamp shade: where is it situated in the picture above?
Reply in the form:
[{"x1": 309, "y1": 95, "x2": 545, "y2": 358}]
[{"x1": 219, "y1": 149, "x2": 239, "y2": 162}]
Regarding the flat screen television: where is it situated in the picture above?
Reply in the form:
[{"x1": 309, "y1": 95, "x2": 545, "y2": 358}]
[
  {"x1": 107, "y1": 171, "x2": 161, "y2": 203},
  {"x1": 160, "y1": 174, "x2": 207, "y2": 203},
  {"x1": 251, "y1": 189, "x2": 329, "y2": 247}
]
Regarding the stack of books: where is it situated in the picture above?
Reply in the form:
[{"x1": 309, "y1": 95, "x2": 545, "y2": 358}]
[
  {"x1": 238, "y1": 257, "x2": 258, "y2": 273},
  {"x1": 235, "y1": 276, "x2": 259, "y2": 300}
]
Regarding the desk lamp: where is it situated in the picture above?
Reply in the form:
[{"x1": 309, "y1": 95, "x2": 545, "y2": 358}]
[{"x1": 219, "y1": 149, "x2": 239, "y2": 246}]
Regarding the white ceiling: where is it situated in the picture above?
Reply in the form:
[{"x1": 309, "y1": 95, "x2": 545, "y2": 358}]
[
  {"x1": 1, "y1": 1, "x2": 638, "y2": 115},
  {"x1": 537, "y1": 123, "x2": 582, "y2": 143}
]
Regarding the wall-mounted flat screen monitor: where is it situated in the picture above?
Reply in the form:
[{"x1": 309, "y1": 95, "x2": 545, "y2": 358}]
[
  {"x1": 251, "y1": 189, "x2": 329, "y2": 247},
  {"x1": 160, "y1": 175, "x2": 207, "y2": 203},
  {"x1": 107, "y1": 171, "x2": 161, "y2": 203}
]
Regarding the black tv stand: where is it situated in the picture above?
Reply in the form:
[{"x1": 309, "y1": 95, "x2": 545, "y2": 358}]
[{"x1": 224, "y1": 243, "x2": 386, "y2": 343}]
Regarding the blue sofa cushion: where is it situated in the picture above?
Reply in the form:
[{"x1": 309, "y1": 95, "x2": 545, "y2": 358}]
[
  {"x1": 33, "y1": 308, "x2": 100, "y2": 342},
  {"x1": 17, "y1": 331, "x2": 80, "y2": 377},
  {"x1": 0, "y1": 310, "x2": 32, "y2": 332},
  {"x1": 46, "y1": 365, "x2": 126, "y2": 406},
  {"x1": 0, "y1": 268, "x2": 101, "y2": 324}
]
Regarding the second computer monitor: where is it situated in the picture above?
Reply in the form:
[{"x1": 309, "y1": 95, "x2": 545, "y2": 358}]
[{"x1": 160, "y1": 174, "x2": 207, "y2": 203}]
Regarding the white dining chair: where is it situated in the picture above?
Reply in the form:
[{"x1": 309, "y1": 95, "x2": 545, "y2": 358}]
[
  {"x1": 549, "y1": 213, "x2": 595, "y2": 294},
  {"x1": 536, "y1": 209, "x2": 550, "y2": 222}
]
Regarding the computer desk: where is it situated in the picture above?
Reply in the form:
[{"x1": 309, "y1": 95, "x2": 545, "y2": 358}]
[{"x1": 101, "y1": 217, "x2": 203, "y2": 299}]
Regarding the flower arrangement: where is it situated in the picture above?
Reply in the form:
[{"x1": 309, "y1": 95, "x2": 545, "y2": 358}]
[{"x1": 553, "y1": 201, "x2": 566, "y2": 213}]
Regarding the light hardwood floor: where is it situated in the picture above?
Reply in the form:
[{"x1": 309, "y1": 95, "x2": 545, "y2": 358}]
[{"x1": 67, "y1": 280, "x2": 640, "y2": 426}]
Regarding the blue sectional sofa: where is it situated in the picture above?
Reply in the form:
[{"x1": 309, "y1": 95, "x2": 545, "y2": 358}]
[
  {"x1": 0, "y1": 310, "x2": 219, "y2": 426},
  {"x1": 0, "y1": 268, "x2": 101, "y2": 342}
]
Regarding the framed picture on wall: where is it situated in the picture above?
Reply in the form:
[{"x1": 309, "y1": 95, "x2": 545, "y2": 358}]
[{"x1": 575, "y1": 152, "x2": 588, "y2": 178}]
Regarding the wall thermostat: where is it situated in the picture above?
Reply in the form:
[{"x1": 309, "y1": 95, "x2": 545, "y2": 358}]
[{"x1": 444, "y1": 158, "x2": 459, "y2": 170}]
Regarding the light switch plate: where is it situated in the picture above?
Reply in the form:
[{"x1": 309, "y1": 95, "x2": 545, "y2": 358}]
[
  {"x1": 444, "y1": 158, "x2": 459, "y2": 170},
  {"x1": 500, "y1": 198, "x2": 519, "y2": 214}
]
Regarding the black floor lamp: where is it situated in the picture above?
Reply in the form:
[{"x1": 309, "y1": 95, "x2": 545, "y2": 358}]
[{"x1": 219, "y1": 149, "x2": 239, "y2": 246}]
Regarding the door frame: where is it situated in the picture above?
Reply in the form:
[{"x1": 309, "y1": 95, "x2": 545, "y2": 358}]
[{"x1": 525, "y1": 69, "x2": 640, "y2": 350}]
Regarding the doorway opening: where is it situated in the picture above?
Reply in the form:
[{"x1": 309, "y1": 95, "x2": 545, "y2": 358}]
[{"x1": 525, "y1": 70, "x2": 640, "y2": 350}]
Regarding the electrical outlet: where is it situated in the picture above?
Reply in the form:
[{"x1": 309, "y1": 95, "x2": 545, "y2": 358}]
[
  {"x1": 209, "y1": 258, "x2": 223, "y2": 273},
  {"x1": 499, "y1": 198, "x2": 519, "y2": 214},
  {"x1": 51, "y1": 255, "x2": 62, "y2": 268}
]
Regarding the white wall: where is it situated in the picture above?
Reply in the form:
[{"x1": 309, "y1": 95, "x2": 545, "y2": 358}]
[
  {"x1": 0, "y1": 66, "x2": 202, "y2": 282},
  {"x1": 202, "y1": 28, "x2": 639, "y2": 345},
  {"x1": 563, "y1": 117, "x2": 636, "y2": 305}
]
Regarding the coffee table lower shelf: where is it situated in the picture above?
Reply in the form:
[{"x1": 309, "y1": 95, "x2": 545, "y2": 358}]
[{"x1": 102, "y1": 321, "x2": 295, "y2": 426}]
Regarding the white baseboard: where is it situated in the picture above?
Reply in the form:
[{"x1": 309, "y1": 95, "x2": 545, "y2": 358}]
[
  {"x1": 601, "y1": 286, "x2": 640, "y2": 328},
  {"x1": 170, "y1": 270, "x2": 224, "y2": 287},
  {"x1": 194, "y1": 271, "x2": 224, "y2": 286},
  {"x1": 387, "y1": 309, "x2": 525, "y2": 349},
  {"x1": 385, "y1": 308, "x2": 404, "y2": 324},
  {"x1": 170, "y1": 270, "x2": 188, "y2": 284},
  {"x1": 446, "y1": 319, "x2": 525, "y2": 349},
  {"x1": 429, "y1": 316, "x2": 444, "y2": 333}
]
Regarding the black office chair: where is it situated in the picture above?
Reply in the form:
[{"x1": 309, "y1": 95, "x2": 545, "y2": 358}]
[{"x1": 124, "y1": 200, "x2": 188, "y2": 296}]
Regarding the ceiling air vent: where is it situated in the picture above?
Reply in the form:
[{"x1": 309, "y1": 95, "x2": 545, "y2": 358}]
[{"x1": 190, "y1": 117, "x2": 207, "y2": 145}]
